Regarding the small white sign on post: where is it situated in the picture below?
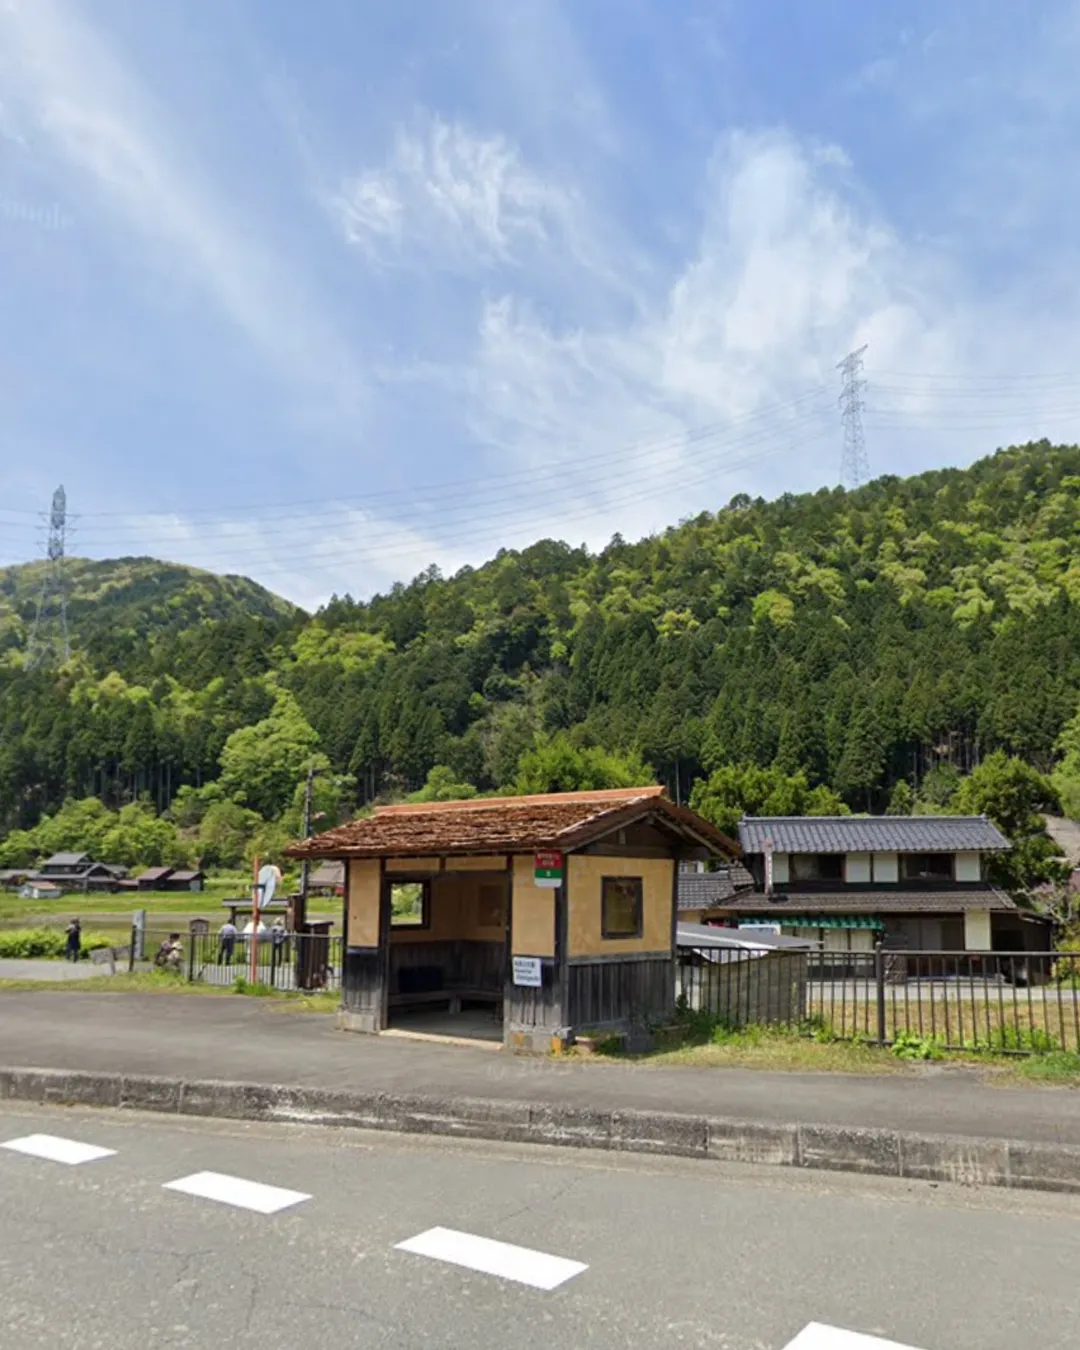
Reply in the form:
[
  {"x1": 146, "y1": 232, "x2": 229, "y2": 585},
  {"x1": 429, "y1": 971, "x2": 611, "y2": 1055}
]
[{"x1": 512, "y1": 956, "x2": 543, "y2": 988}]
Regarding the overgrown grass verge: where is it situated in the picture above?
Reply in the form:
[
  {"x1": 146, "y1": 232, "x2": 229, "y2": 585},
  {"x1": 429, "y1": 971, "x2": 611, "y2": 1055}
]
[{"x1": 589, "y1": 1006, "x2": 1080, "y2": 1083}]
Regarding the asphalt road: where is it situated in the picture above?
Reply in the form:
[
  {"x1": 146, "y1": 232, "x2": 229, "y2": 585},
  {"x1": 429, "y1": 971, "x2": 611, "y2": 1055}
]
[{"x1": 0, "y1": 1104, "x2": 1078, "y2": 1350}]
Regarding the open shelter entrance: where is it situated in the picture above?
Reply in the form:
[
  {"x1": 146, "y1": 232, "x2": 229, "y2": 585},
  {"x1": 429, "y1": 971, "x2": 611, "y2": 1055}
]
[{"x1": 385, "y1": 863, "x2": 507, "y2": 1040}]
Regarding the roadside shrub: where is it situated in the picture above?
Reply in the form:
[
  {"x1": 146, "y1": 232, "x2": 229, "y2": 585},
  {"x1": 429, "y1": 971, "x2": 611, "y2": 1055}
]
[
  {"x1": 0, "y1": 928, "x2": 113, "y2": 960},
  {"x1": 891, "y1": 1031, "x2": 944, "y2": 1061},
  {"x1": 232, "y1": 976, "x2": 273, "y2": 997},
  {"x1": 982, "y1": 1024, "x2": 1060, "y2": 1054}
]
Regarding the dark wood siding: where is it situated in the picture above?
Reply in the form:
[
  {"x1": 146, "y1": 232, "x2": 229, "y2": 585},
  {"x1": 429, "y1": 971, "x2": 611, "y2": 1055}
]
[
  {"x1": 566, "y1": 953, "x2": 674, "y2": 1030},
  {"x1": 388, "y1": 939, "x2": 504, "y2": 996},
  {"x1": 505, "y1": 960, "x2": 563, "y2": 1033},
  {"x1": 342, "y1": 947, "x2": 387, "y2": 1025}
]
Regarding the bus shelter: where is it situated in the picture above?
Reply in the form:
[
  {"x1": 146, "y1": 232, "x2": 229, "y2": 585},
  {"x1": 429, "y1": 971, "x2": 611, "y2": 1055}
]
[{"x1": 286, "y1": 786, "x2": 738, "y2": 1051}]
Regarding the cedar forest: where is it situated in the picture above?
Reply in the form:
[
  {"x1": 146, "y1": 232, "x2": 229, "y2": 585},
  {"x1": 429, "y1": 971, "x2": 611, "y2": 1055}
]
[{"x1": 2, "y1": 440, "x2": 1080, "y2": 896}]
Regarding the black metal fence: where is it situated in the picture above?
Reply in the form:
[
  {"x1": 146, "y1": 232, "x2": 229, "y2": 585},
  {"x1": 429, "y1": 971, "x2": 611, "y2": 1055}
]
[
  {"x1": 137, "y1": 928, "x2": 342, "y2": 993},
  {"x1": 676, "y1": 947, "x2": 1080, "y2": 1054}
]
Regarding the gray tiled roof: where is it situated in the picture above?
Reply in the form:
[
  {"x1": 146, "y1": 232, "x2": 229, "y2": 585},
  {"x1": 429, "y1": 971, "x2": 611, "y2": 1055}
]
[
  {"x1": 739, "y1": 816, "x2": 1010, "y2": 855},
  {"x1": 726, "y1": 888, "x2": 1016, "y2": 915},
  {"x1": 676, "y1": 863, "x2": 756, "y2": 911}
]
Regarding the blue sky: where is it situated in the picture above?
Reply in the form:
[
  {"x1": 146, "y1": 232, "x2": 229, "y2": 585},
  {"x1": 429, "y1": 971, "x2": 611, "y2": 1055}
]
[{"x1": 2, "y1": 0, "x2": 1079, "y2": 608}]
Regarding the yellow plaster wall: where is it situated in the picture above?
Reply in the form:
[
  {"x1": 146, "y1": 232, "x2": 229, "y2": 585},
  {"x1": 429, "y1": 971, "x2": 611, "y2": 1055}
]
[
  {"x1": 385, "y1": 856, "x2": 442, "y2": 873},
  {"x1": 511, "y1": 854, "x2": 555, "y2": 956},
  {"x1": 446, "y1": 855, "x2": 506, "y2": 872},
  {"x1": 346, "y1": 859, "x2": 381, "y2": 947},
  {"x1": 567, "y1": 854, "x2": 674, "y2": 957}
]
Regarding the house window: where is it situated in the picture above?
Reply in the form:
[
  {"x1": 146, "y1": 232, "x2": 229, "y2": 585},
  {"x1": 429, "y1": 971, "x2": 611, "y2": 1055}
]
[
  {"x1": 602, "y1": 876, "x2": 643, "y2": 939},
  {"x1": 790, "y1": 853, "x2": 844, "y2": 882},
  {"x1": 901, "y1": 853, "x2": 954, "y2": 882},
  {"x1": 390, "y1": 880, "x2": 429, "y2": 928}
]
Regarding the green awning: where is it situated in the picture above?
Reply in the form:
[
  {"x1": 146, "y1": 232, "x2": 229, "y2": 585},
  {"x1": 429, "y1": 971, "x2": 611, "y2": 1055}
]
[{"x1": 743, "y1": 915, "x2": 885, "y2": 931}]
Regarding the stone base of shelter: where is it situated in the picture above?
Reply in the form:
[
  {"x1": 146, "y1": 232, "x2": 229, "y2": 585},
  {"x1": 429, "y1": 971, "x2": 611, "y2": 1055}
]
[{"x1": 338, "y1": 1008, "x2": 382, "y2": 1034}]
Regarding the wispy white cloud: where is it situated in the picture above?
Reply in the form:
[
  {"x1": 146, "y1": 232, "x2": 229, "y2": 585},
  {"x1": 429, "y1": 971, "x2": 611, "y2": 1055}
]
[
  {"x1": 0, "y1": 0, "x2": 367, "y2": 425},
  {"x1": 452, "y1": 122, "x2": 1080, "y2": 527},
  {"x1": 333, "y1": 116, "x2": 573, "y2": 271}
]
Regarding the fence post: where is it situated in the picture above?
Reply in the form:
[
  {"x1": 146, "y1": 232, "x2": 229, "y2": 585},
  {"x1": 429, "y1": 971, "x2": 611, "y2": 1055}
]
[
  {"x1": 187, "y1": 935, "x2": 196, "y2": 983},
  {"x1": 874, "y1": 940, "x2": 887, "y2": 1045},
  {"x1": 128, "y1": 923, "x2": 136, "y2": 974}
]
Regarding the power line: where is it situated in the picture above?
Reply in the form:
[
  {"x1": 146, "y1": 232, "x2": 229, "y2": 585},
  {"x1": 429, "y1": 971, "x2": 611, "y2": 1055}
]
[
  {"x1": 0, "y1": 399, "x2": 837, "y2": 549},
  {"x1": 0, "y1": 388, "x2": 832, "y2": 525},
  {"x1": 25, "y1": 485, "x2": 71, "y2": 670},
  {"x1": 837, "y1": 345, "x2": 869, "y2": 489}
]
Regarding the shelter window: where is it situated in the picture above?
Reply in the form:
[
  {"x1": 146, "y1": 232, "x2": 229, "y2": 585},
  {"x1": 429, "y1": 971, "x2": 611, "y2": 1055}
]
[
  {"x1": 602, "y1": 876, "x2": 643, "y2": 939},
  {"x1": 390, "y1": 880, "x2": 429, "y2": 928}
]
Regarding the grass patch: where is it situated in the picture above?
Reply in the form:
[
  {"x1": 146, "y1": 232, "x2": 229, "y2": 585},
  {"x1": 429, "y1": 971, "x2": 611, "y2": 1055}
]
[
  {"x1": 0, "y1": 968, "x2": 340, "y2": 1012},
  {"x1": 1008, "y1": 1052, "x2": 1080, "y2": 1084}
]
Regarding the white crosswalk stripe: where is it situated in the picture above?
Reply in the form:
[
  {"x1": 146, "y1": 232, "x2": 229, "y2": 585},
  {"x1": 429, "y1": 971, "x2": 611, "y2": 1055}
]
[
  {"x1": 783, "y1": 1323, "x2": 927, "y2": 1349},
  {"x1": 395, "y1": 1226, "x2": 588, "y2": 1290},
  {"x1": 1, "y1": 1133, "x2": 117, "y2": 1165},
  {"x1": 162, "y1": 1170, "x2": 312, "y2": 1214}
]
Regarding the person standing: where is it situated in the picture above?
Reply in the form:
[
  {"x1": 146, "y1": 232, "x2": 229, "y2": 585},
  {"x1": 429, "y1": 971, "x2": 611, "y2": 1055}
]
[
  {"x1": 64, "y1": 918, "x2": 82, "y2": 963},
  {"x1": 218, "y1": 919, "x2": 237, "y2": 965}
]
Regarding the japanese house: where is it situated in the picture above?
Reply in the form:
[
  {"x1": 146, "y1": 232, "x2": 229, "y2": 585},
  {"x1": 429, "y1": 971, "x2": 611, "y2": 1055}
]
[
  {"x1": 164, "y1": 869, "x2": 206, "y2": 892},
  {"x1": 30, "y1": 855, "x2": 128, "y2": 894},
  {"x1": 286, "y1": 785, "x2": 738, "y2": 1050},
  {"x1": 682, "y1": 815, "x2": 1050, "y2": 954},
  {"x1": 136, "y1": 867, "x2": 175, "y2": 890}
]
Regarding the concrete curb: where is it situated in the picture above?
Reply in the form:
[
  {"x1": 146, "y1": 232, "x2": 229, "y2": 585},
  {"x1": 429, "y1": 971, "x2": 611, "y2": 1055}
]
[{"x1": 3, "y1": 1064, "x2": 1079, "y2": 1194}]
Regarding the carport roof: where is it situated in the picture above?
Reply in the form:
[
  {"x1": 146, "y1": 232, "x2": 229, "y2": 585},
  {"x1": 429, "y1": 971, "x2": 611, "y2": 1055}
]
[{"x1": 287, "y1": 786, "x2": 740, "y2": 861}]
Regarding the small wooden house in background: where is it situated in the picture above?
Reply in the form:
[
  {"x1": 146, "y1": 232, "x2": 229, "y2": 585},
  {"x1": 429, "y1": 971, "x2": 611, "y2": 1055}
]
[{"x1": 287, "y1": 786, "x2": 739, "y2": 1051}]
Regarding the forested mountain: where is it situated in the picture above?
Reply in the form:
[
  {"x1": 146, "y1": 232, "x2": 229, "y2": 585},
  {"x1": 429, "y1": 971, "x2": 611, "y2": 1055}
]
[
  {"x1": 0, "y1": 557, "x2": 296, "y2": 669},
  {"x1": 3, "y1": 441, "x2": 1080, "y2": 869}
]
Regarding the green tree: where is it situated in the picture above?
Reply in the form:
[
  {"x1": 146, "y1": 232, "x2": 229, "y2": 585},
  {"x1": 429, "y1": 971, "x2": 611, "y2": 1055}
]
[
  {"x1": 513, "y1": 733, "x2": 653, "y2": 795},
  {"x1": 100, "y1": 799, "x2": 183, "y2": 868},
  {"x1": 408, "y1": 765, "x2": 478, "y2": 803},
  {"x1": 25, "y1": 797, "x2": 116, "y2": 861},
  {"x1": 951, "y1": 750, "x2": 1065, "y2": 890},
  {"x1": 833, "y1": 698, "x2": 885, "y2": 810},
  {"x1": 218, "y1": 690, "x2": 322, "y2": 819},
  {"x1": 886, "y1": 780, "x2": 916, "y2": 815},
  {"x1": 196, "y1": 799, "x2": 262, "y2": 869},
  {"x1": 689, "y1": 764, "x2": 848, "y2": 839}
]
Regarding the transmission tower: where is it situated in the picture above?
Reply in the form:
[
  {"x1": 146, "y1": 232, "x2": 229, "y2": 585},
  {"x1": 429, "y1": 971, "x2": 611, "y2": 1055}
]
[
  {"x1": 837, "y1": 344, "x2": 869, "y2": 488},
  {"x1": 25, "y1": 485, "x2": 72, "y2": 670}
]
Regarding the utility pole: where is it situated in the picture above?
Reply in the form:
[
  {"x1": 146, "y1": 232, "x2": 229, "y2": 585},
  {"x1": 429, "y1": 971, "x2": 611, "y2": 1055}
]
[
  {"x1": 837, "y1": 345, "x2": 869, "y2": 489},
  {"x1": 300, "y1": 764, "x2": 317, "y2": 908},
  {"x1": 26, "y1": 485, "x2": 72, "y2": 670}
]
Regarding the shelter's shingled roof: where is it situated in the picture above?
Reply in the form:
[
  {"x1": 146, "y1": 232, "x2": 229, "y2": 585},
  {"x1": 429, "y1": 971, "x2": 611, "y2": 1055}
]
[
  {"x1": 287, "y1": 786, "x2": 739, "y2": 860},
  {"x1": 739, "y1": 816, "x2": 1010, "y2": 855},
  {"x1": 723, "y1": 887, "x2": 1016, "y2": 915}
]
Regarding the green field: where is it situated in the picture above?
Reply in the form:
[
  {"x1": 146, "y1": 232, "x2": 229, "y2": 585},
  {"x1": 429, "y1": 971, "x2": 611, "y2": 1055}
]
[{"x1": 0, "y1": 877, "x2": 339, "y2": 942}]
